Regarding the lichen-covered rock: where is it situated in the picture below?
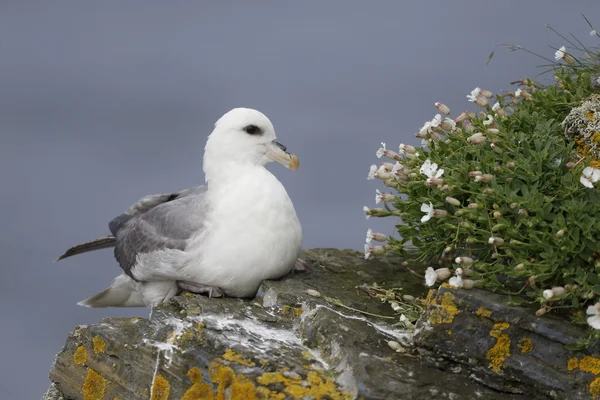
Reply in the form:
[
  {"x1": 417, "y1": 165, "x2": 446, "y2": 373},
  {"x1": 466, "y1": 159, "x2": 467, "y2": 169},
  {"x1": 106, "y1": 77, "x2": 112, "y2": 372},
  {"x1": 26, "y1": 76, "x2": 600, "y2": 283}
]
[
  {"x1": 44, "y1": 249, "x2": 510, "y2": 400},
  {"x1": 562, "y1": 94, "x2": 600, "y2": 168},
  {"x1": 415, "y1": 285, "x2": 600, "y2": 399}
]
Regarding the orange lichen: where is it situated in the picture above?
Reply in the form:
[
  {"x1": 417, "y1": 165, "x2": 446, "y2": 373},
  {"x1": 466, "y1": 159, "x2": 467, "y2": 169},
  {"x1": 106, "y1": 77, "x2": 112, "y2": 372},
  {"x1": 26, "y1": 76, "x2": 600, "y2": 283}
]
[
  {"x1": 591, "y1": 377, "x2": 600, "y2": 399},
  {"x1": 82, "y1": 369, "x2": 107, "y2": 400},
  {"x1": 429, "y1": 292, "x2": 460, "y2": 325},
  {"x1": 568, "y1": 357, "x2": 580, "y2": 371},
  {"x1": 281, "y1": 305, "x2": 304, "y2": 319},
  {"x1": 151, "y1": 375, "x2": 171, "y2": 400},
  {"x1": 486, "y1": 322, "x2": 511, "y2": 373},
  {"x1": 223, "y1": 349, "x2": 256, "y2": 367},
  {"x1": 182, "y1": 368, "x2": 214, "y2": 400},
  {"x1": 475, "y1": 307, "x2": 492, "y2": 318},
  {"x1": 92, "y1": 336, "x2": 106, "y2": 354},
  {"x1": 517, "y1": 338, "x2": 534, "y2": 354},
  {"x1": 74, "y1": 345, "x2": 87, "y2": 365}
]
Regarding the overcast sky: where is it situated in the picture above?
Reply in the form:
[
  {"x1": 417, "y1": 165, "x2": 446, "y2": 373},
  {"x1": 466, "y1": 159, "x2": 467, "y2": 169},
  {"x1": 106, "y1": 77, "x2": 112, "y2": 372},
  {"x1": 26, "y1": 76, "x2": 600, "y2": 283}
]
[{"x1": 2, "y1": 1, "x2": 599, "y2": 398}]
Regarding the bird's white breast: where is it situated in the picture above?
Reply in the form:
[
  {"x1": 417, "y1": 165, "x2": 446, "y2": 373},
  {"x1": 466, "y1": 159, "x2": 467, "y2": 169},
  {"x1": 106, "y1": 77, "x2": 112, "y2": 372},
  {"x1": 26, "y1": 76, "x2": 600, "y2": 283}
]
[{"x1": 184, "y1": 166, "x2": 302, "y2": 297}]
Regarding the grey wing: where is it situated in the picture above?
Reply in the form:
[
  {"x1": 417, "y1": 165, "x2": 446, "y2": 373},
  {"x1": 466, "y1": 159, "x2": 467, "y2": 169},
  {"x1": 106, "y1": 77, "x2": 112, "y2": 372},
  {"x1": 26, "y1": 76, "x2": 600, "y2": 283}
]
[{"x1": 111, "y1": 186, "x2": 207, "y2": 279}]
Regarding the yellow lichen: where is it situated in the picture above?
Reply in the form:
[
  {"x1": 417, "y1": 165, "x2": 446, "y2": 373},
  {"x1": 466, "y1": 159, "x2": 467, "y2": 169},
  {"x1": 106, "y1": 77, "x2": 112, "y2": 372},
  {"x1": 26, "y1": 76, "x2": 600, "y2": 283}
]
[
  {"x1": 429, "y1": 292, "x2": 460, "y2": 325},
  {"x1": 475, "y1": 307, "x2": 492, "y2": 318},
  {"x1": 74, "y1": 345, "x2": 87, "y2": 365},
  {"x1": 587, "y1": 111, "x2": 596, "y2": 121},
  {"x1": 486, "y1": 322, "x2": 511, "y2": 373},
  {"x1": 182, "y1": 368, "x2": 214, "y2": 400},
  {"x1": 204, "y1": 361, "x2": 351, "y2": 400},
  {"x1": 446, "y1": 330, "x2": 452, "y2": 335},
  {"x1": 591, "y1": 377, "x2": 600, "y2": 399},
  {"x1": 424, "y1": 289, "x2": 437, "y2": 305},
  {"x1": 92, "y1": 336, "x2": 106, "y2": 354},
  {"x1": 579, "y1": 356, "x2": 600, "y2": 375},
  {"x1": 517, "y1": 338, "x2": 533, "y2": 354},
  {"x1": 281, "y1": 305, "x2": 304, "y2": 319},
  {"x1": 223, "y1": 349, "x2": 256, "y2": 367},
  {"x1": 568, "y1": 357, "x2": 580, "y2": 371},
  {"x1": 151, "y1": 375, "x2": 171, "y2": 400},
  {"x1": 82, "y1": 369, "x2": 107, "y2": 400}
]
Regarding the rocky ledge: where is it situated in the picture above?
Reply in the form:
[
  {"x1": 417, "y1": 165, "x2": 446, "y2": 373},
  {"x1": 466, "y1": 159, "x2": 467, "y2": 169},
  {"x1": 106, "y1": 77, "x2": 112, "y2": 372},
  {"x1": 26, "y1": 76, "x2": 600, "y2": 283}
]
[{"x1": 44, "y1": 249, "x2": 600, "y2": 399}]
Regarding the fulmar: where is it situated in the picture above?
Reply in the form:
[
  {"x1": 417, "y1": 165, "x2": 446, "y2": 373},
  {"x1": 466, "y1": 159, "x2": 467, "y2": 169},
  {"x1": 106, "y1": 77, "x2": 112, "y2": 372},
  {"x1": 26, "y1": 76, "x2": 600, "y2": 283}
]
[{"x1": 57, "y1": 108, "x2": 305, "y2": 307}]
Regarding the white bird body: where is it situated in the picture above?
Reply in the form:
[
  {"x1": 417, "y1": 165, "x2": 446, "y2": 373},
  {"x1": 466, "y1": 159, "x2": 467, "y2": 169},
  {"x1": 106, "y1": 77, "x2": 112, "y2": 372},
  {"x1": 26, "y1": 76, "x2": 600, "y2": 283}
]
[{"x1": 58, "y1": 108, "x2": 303, "y2": 307}]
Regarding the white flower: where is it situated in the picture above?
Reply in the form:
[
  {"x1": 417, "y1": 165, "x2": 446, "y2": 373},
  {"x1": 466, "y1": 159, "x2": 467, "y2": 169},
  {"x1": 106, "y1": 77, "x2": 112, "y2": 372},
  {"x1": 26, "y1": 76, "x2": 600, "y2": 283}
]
[
  {"x1": 414, "y1": 151, "x2": 420, "y2": 157},
  {"x1": 555, "y1": 46, "x2": 566, "y2": 60},
  {"x1": 364, "y1": 244, "x2": 371, "y2": 259},
  {"x1": 580, "y1": 167, "x2": 600, "y2": 188},
  {"x1": 390, "y1": 302, "x2": 401, "y2": 312},
  {"x1": 376, "y1": 142, "x2": 387, "y2": 158},
  {"x1": 514, "y1": 88, "x2": 522, "y2": 97},
  {"x1": 367, "y1": 164, "x2": 377, "y2": 180},
  {"x1": 430, "y1": 114, "x2": 442, "y2": 128},
  {"x1": 591, "y1": 30, "x2": 597, "y2": 36},
  {"x1": 552, "y1": 158, "x2": 561, "y2": 168},
  {"x1": 375, "y1": 189, "x2": 383, "y2": 204},
  {"x1": 483, "y1": 115, "x2": 494, "y2": 126},
  {"x1": 420, "y1": 202, "x2": 434, "y2": 223},
  {"x1": 587, "y1": 303, "x2": 600, "y2": 329},
  {"x1": 363, "y1": 206, "x2": 371, "y2": 220},
  {"x1": 467, "y1": 87, "x2": 482, "y2": 102},
  {"x1": 542, "y1": 289, "x2": 553, "y2": 300},
  {"x1": 425, "y1": 267, "x2": 437, "y2": 287},
  {"x1": 419, "y1": 159, "x2": 444, "y2": 179},
  {"x1": 392, "y1": 162, "x2": 405, "y2": 176},
  {"x1": 448, "y1": 275, "x2": 463, "y2": 288},
  {"x1": 492, "y1": 102, "x2": 501, "y2": 112},
  {"x1": 365, "y1": 228, "x2": 374, "y2": 243},
  {"x1": 419, "y1": 121, "x2": 432, "y2": 135}
]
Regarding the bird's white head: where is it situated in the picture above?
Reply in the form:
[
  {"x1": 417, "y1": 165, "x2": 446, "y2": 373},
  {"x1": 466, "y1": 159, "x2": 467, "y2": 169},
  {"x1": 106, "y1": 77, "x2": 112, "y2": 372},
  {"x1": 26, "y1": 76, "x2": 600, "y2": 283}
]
[{"x1": 203, "y1": 108, "x2": 298, "y2": 179}]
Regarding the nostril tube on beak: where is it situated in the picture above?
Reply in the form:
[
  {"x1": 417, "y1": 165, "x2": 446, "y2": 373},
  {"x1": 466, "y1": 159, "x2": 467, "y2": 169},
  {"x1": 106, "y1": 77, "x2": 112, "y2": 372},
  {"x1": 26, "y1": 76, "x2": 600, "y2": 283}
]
[{"x1": 273, "y1": 140, "x2": 287, "y2": 152}]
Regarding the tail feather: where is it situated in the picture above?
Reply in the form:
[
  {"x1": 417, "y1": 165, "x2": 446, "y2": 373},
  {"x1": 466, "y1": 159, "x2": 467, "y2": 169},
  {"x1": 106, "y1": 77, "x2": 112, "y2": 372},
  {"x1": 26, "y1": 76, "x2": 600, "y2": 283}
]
[
  {"x1": 77, "y1": 274, "x2": 146, "y2": 308},
  {"x1": 56, "y1": 236, "x2": 116, "y2": 262}
]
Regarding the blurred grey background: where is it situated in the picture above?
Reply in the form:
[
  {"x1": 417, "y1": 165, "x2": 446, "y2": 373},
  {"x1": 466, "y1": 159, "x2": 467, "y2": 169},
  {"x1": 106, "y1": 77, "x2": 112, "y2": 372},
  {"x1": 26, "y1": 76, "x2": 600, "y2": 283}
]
[{"x1": 1, "y1": 1, "x2": 599, "y2": 398}]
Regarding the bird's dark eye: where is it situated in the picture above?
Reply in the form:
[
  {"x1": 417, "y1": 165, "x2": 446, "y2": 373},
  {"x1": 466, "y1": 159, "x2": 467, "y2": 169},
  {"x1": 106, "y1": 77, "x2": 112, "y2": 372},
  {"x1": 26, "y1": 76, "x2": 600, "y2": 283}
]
[{"x1": 243, "y1": 124, "x2": 261, "y2": 135}]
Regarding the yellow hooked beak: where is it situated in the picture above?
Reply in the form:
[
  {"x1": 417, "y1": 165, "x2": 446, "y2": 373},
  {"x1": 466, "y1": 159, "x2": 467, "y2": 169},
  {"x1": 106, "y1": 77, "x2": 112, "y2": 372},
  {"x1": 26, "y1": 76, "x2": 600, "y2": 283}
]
[{"x1": 264, "y1": 140, "x2": 299, "y2": 170}]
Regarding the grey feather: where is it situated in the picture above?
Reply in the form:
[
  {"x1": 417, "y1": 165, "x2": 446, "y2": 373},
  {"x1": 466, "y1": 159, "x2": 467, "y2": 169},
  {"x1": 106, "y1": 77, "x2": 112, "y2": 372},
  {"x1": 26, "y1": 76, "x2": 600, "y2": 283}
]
[
  {"x1": 55, "y1": 236, "x2": 116, "y2": 261},
  {"x1": 112, "y1": 185, "x2": 207, "y2": 279}
]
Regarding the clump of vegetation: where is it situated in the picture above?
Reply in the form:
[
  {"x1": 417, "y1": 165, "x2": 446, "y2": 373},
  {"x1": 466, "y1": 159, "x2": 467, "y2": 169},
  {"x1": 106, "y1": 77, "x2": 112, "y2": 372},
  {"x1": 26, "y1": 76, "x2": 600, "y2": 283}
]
[{"x1": 364, "y1": 18, "x2": 600, "y2": 342}]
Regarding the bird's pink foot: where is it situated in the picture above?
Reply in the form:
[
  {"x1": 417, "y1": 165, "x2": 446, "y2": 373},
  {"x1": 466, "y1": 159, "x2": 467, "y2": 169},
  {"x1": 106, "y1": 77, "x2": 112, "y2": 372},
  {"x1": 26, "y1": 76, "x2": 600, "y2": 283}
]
[
  {"x1": 293, "y1": 258, "x2": 309, "y2": 272},
  {"x1": 177, "y1": 281, "x2": 224, "y2": 298}
]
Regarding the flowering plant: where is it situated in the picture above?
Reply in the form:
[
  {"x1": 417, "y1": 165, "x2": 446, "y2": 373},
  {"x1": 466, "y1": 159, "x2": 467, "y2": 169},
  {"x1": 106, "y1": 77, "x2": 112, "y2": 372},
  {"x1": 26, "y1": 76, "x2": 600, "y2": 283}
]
[{"x1": 364, "y1": 19, "x2": 600, "y2": 342}]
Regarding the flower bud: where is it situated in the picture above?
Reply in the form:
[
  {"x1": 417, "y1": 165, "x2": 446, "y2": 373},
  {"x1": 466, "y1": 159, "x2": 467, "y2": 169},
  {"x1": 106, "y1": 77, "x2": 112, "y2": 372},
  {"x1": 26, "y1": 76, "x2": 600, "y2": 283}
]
[
  {"x1": 455, "y1": 112, "x2": 468, "y2": 124},
  {"x1": 506, "y1": 161, "x2": 516, "y2": 169},
  {"x1": 551, "y1": 286, "x2": 565, "y2": 297},
  {"x1": 493, "y1": 211, "x2": 502, "y2": 219},
  {"x1": 510, "y1": 202, "x2": 518, "y2": 209},
  {"x1": 467, "y1": 132, "x2": 486, "y2": 144},
  {"x1": 535, "y1": 307, "x2": 547, "y2": 317},
  {"x1": 490, "y1": 143, "x2": 502, "y2": 153},
  {"x1": 435, "y1": 102, "x2": 451, "y2": 115},
  {"x1": 563, "y1": 53, "x2": 576, "y2": 65},
  {"x1": 483, "y1": 188, "x2": 494, "y2": 195},
  {"x1": 455, "y1": 209, "x2": 469, "y2": 216},
  {"x1": 383, "y1": 179, "x2": 398, "y2": 188},
  {"x1": 474, "y1": 174, "x2": 494, "y2": 183},
  {"x1": 440, "y1": 118, "x2": 455, "y2": 132},
  {"x1": 455, "y1": 256, "x2": 474, "y2": 266},
  {"x1": 475, "y1": 96, "x2": 489, "y2": 107},
  {"x1": 493, "y1": 166, "x2": 501, "y2": 173},
  {"x1": 366, "y1": 229, "x2": 387, "y2": 243},
  {"x1": 514, "y1": 263, "x2": 525, "y2": 271},
  {"x1": 445, "y1": 196, "x2": 461, "y2": 206},
  {"x1": 488, "y1": 236, "x2": 505, "y2": 246},
  {"x1": 433, "y1": 209, "x2": 448, "y2": 218},
  {"x1": 487, "y1": 128, "x2": 500, "y2": 134},
  {"x1": 455, "y1": 267, "x2": 464, "y2": 276},
  {"x1": 435, "y1": 267, "x2": 452, "y2": 281},
  {"x1": 370, "y1": 245, "x2": 386, "y2": 256},
  {"x1": 399, "y1": 143, "x2": 417, "y2": 154},
  {"x1": 458, "y1": 221, "x2": 471, "y2": 229},
  {"x1": 467, "y1": 203, "x2": 479, "y2": 209},
  {"x1": 555, "y1": 229, "x2": 565, "y2": 238},
  {"x1": 469, "y1": 170, "x2": 483, "y2": 177},
  {"x1": 426, "y1": 177, "x2": 444, "y2": 186},
  {"x1": 566, "y1": 161, "x2": 576, "y2": 169},
  {"x1": 480, "y1": 89, "x2": 493, "y2": 98},
  {"x1": 402, "y1": 294, "x2": 415, "y2": 302},
  {"x1": 518, "y1": 209, "x2": 528, "y2": 217},
  {"x1": 461, "y1": 279, "x2": 478, "y2": 289},
  {"x1": 466, "y1": 237, "x2": 477, "y2": 244},
  {"x1": 512, "y1": 96, "x2": 520, "y2": 104},
  {"x1": 505, "y1": 178, "x2": 512, "y2": 183}
]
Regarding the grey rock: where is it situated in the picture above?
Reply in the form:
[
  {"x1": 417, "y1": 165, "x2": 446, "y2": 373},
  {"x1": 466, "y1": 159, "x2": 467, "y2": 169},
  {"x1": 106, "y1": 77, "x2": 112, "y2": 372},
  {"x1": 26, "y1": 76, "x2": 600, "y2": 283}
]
[{"x1": 45, "y1": 249, "x2": 518, "y2": 399}]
